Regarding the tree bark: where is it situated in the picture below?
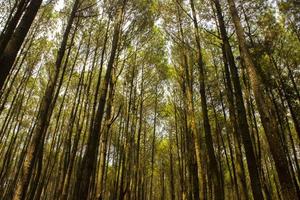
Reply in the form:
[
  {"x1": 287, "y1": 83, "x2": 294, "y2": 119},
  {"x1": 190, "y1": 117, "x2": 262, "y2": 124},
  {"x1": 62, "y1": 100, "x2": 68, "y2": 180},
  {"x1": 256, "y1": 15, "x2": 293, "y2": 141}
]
[
  {"x1": 189, "y1": 0, "x2": 222, "y2": 198},
  {"x1": 73, "y1": 1, "x2": 126, "y2": 199},
  {"x1": 12, "y1": 0, "x2": 79, "y2": 199},
  {"x1": 226, "y1": 0, "x2": 298, "y2": 199},
  {"x1": 0, "y1": 0, "x2": 43, "y2": 91}
]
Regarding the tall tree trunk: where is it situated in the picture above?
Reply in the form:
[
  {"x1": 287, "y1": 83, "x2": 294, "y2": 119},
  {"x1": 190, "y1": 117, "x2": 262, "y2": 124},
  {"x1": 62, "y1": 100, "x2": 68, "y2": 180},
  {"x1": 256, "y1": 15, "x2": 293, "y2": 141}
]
[
  {"x1": 149, "y1": 84, "x2": 158, "y2": 200},
  {"x1": 73, "y1": 1, "x2": 126, "y2": 199},
  {"x1": 226, "y1": 0, "x2": 298, "y2": 199},
  {"x1": 12, "y1": 0, "x2": 79, "y2": 199},
  {"x1": 212, "y1": 0, "x2": 264, "y2": 199},
  {"x1": 189, "y1": 0, "x2": 222, "y2": 198},
  {"x1": 169, "y1": 135, "x2": 176, "y2": 200},
  {"x1": 0, "y1": 0, "x2": 43, "y2": 91},
  {"x1": 96, "y1": 67, "x2": 117, "y2": 200},
  {"x1": 0, "y1": 0, "x2": 29, "y2": 55},
  {"x1": 176, "y1": 3, "x2": 202, "y2": 199},
  {"x1": 134, "y1": 64, "x2": 144, "y2": 200}
]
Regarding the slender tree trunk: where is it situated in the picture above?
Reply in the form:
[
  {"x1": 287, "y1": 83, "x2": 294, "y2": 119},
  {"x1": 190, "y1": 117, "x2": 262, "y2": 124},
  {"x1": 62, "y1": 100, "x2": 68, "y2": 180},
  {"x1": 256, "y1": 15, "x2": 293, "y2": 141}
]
[
  {"x1": 150, "y1": 84, "x2": 158, "y2": 200},
  {"x1": 73, "y1": 1, "x2": 125, "y2": 199},
  {"x1": 96, "y1": 67, "x2": 117, "y2": 200},
  {"x1": 227, "y1": 0, "x2": 298, "y2": 199},
  {"x1": 12, "y1": 1, "x2": 79, "y2": 199},
  {"x1": 189, "y1": 0, "x2": 222, "y2": 198},
  {"x1": 212, "y1": 0, "x2": 266, "y2": 199}
]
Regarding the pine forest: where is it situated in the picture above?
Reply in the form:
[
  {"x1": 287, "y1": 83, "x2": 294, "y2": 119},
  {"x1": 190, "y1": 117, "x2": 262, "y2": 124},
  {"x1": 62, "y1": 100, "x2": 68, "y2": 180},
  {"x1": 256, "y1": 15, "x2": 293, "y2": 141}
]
[{"x1": 0, "y1": 0, "x2": 299, "y2": 199}]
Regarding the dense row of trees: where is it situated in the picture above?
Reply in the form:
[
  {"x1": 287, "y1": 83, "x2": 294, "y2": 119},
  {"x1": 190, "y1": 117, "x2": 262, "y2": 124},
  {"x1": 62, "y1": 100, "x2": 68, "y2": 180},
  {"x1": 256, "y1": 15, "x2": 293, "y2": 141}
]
[{"x1": 0, "y1": 0, "x2": 299, "y2": 199}]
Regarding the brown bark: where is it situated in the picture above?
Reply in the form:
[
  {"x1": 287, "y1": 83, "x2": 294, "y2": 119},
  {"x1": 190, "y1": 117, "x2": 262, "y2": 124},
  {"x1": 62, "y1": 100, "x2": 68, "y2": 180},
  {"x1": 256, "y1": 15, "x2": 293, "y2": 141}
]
[
  {"x1": 149, "y1": 84, "x2": 158, "y2": 200},
  {"x1": 0, "y1": 0, "x2": 29, "y2": 55},
  {"x1": 0, "y1": 0, "x2": 43, "y2": 91},
  {"x1": 189, "y1": 0, "x2": 222, "y2": 198},
  {"x1": 73, "y1": 1, "x2": 126, "y2": 198},
  {"x1": 227, "y1": 0, "x2": 298, "y2": 199},
  {"x1": 212, "y1": 0, "x2": 265, "y2": 199},
  {"x1": 12, "y1": 0, "x2": 79, "y2": 199},
  {"x1": 96, "y1": 67, "x2": 117, "y2": 200}
]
